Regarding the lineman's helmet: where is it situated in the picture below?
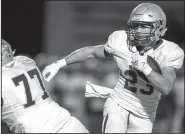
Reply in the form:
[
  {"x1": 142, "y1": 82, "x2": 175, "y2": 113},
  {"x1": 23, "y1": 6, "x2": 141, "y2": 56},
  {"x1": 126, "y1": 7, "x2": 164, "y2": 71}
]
[{"x1": 1, "y1": 39, "x2": 14, "y2": 66}]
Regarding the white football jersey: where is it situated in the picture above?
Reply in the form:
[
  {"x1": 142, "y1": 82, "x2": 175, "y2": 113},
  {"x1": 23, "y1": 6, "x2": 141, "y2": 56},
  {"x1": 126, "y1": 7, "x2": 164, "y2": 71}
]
[
  {"x1": 2, "y1": 56, "x2": 71, "y2": 133},
  {"x1": 104, "y1": 30, "x2": 184, "y2": 121}
]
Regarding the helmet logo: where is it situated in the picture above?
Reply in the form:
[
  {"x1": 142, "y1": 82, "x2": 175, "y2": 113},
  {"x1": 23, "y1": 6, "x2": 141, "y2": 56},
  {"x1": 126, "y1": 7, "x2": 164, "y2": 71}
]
[{"x1": 132, "y1": 16, "x2": 140, "y2": 21}]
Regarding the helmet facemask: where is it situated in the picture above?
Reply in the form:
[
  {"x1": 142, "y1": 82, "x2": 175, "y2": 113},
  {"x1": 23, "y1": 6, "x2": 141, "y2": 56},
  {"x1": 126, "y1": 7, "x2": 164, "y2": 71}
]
[{"x1": 126, "y1": 21, "x2": 160, "y2": 54}]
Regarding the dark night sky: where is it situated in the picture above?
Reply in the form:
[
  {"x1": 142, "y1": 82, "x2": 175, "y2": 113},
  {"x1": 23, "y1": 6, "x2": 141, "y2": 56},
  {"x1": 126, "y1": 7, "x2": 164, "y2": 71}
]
[
  {"x1": 1, "y1": 0, "x2": 44, "y2": 57},
  {"x1": 1, "y1": 0, "x2": 184, "y2": 56}
]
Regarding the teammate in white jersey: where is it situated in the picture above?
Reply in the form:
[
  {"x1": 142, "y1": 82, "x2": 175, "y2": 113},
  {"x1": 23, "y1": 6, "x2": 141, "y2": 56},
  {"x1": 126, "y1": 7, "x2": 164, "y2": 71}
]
[
  {"x1": 1, "y1": 39, "x2": 89, "y2": 133},
  {"x1": 42, "y1": 3, "x2": 184, "y2": 133}
]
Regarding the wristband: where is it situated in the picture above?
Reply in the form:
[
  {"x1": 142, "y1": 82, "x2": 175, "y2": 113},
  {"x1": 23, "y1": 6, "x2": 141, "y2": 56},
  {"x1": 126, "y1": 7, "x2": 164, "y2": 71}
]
[
  {"x1": 55, "y1": 59, "x2": 67, "y2": 68},
  {"x1": 142, "y1": 64, "x2": 153, "y2": 76}
]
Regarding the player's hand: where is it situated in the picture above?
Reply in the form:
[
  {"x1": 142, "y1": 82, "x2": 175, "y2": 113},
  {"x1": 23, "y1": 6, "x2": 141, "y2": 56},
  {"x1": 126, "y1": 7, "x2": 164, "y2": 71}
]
[
  {"x1": 131, "y1": 52, "x2": 152, "y2": 76},
  {"x1": 42, "y1": 62, "x2": 60, "y2": 82},
  {"x1": 11, "y1": 124, "x2": 26, "y2": 133}
]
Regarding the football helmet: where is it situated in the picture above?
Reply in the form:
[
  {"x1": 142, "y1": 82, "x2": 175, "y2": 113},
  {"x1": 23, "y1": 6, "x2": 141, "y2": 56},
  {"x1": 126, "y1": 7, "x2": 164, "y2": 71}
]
[
  {"x1": 1, "y1": 39, "x2": 14, "y2": 66},
  {"x1": 126, "y1": 3, "x2": 167, "y2": 53}
]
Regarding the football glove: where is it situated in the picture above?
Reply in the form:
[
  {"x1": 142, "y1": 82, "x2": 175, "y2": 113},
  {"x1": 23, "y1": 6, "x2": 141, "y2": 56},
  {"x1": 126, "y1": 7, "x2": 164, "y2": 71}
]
[
  {"x1": 42, "y1": 59, "x2": 67, "y2": 82},
  {"x1": 132, "y1": 52, "x2": 152, "y2": 76}
]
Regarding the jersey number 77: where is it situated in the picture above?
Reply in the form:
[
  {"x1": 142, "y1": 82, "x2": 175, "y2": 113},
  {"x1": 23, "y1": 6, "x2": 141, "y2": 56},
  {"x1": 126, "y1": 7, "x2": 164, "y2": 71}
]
[{"x1": 12, "y1": 68, "x2": 49, "y2": 108}]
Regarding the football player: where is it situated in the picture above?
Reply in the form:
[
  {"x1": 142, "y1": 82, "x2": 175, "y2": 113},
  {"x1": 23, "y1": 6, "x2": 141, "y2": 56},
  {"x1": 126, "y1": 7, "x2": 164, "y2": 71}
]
[
  {"x1": 42, "y1": 3, "x2": 184, "y2": 133},
  {"x1": 1, "y1": 39, "x2": 89, "y2": 133}
]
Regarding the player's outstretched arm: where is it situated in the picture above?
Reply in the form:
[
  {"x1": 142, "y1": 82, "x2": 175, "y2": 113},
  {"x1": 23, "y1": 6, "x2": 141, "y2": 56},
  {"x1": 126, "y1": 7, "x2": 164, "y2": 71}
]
[
  {"x1": 42, "y1": 45, "x2": 108, "y2": 81},
  {"x1": 65, "y1": 45, "x2": 106, "y2": 65}
]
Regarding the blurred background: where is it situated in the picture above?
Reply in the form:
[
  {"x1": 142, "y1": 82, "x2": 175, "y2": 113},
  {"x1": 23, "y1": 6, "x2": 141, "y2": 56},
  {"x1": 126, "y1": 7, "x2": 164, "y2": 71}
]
[{"x1": 1, "y1": 0, "x2": 184, "y2": 133}]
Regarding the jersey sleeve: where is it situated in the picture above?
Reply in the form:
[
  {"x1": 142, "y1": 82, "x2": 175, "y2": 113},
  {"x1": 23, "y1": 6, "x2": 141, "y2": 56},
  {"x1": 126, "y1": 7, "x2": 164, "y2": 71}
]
[
  {"x1": 161, "y1": 46, "x2": 184, "y2": 69},
  {"x1": 104, "y1": 30, "x2": 127, "y2": 56},
  {"x1": 16, "y1": 56, "x2": 36, "y2": 66}
]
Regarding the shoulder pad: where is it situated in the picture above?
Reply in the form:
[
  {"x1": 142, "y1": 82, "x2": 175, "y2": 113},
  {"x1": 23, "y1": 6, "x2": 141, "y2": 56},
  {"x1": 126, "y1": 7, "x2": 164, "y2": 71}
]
[
  {"x1": 106, "y1": 30, "x2": 127, "y2": 49},
  {"x1": 15, "y1": 56, "x2": 36, "y2": 65},
  {"x1": 161, "y1": 40, "x2": 179, "y2": 55}
]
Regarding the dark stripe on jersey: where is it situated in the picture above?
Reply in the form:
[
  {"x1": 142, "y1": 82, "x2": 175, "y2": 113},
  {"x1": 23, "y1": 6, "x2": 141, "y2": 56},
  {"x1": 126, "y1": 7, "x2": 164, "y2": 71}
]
[
  {"x1": 104, "y1": 49, "x2": 113, "y2": 57},
  {"x1": 151, "y1": 39, "x2": 163, "y2": 50},
  {"x1": 127, "y1": 112, "x2": 131, "y2": 127},
  {"x1": 1, "y1": 97, "x2": 4, "y2": 107},
  {"x1": 103, "y1": 114, "x2": 109, "y2": 133}
]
